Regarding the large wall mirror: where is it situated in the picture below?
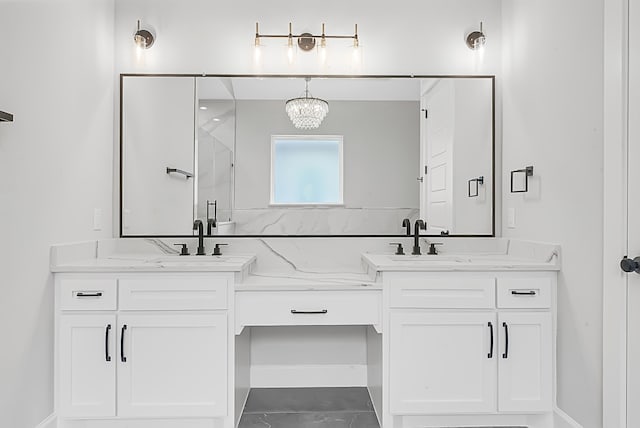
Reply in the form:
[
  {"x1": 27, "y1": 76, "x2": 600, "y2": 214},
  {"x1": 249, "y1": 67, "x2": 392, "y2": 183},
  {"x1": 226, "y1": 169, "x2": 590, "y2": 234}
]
[{"x1": 120, "y1": 74, "x2": 495, "y2": 237}]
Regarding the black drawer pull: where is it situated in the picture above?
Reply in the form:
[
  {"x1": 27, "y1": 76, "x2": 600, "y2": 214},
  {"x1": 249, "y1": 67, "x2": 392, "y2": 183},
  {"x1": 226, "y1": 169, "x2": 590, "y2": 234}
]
[
  {"x1": 502, "y1": 322, "x2": 509, "y2": 359},
  {"x1": 76, "y1": 292, "x2": 103, "y2": 298},
  {"x1": 105, "y1": 324, "x2": 112, "y2": 362},
  {"x1": 511, "y1": 290, "x2": 536, "y2": 296},
  {"x1": 291, "y1": 309, "x2": 328, "y2": 314},
  {"x1": 487, "y1": 322, "x2": 494, "y2": 359},
  {"x1": 120, "y1": 325, "x2": 127, "y2": 362}
]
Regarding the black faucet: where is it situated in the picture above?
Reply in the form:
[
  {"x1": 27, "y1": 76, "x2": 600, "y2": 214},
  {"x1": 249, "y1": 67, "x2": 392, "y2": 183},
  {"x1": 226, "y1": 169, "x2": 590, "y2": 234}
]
[
  {"x1": 206, "y1": 200, "x2": 217, "y2": 236},
  {"x1": 193, "y1": 220, "x2": 206, "y2": 255},
  {"x1": 207, "y1": 218, "x2": 217, "y2": 236},
  {"x1": 402, "y1": 218, "x2": 411, "y2": 236},
  {"x1": 412, "y1": 219, "x2": 427, "y2": 255}
]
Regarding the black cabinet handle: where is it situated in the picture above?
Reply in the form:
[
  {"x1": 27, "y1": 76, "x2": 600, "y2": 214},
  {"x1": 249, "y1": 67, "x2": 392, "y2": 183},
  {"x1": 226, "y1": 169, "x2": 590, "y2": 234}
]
[
  {"x1": 502, "y1": 322, "x2": 509, "y2": 359},
  {"x1": 290, "y1": 309, "x2": 328, "y2": 314},
  {"x1": 105, "y1": 324, "x2": 111, "y2": 362},
  {"x1": 76, "y1": 292, "x2": 103, "y2": 298},
  {"x1": 511, "y1": 290, "x2": 536, "y2": 296},
  {"x1": 120, "y1": 325, "x2": 127, "y2": 362},
  {"x1": 487, "y1": 322, "x2": 494, "y2": 359}
]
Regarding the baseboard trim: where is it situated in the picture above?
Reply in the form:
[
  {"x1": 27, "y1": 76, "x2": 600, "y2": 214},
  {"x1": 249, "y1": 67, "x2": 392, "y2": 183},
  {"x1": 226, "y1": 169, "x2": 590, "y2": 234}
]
[
  {"x1": 35, "y1": 413, "x2": 56, "y2": 428},
  {"x1": 554, "y1": 407, "x2": 583, "y2": 428},
  {"x1": 250, "y1": 364, "x2": 367, "y2": 388}
]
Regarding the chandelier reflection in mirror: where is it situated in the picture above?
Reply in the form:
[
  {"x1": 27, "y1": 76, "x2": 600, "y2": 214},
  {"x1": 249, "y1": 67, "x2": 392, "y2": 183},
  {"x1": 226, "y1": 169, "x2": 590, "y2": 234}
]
[{"x1": 285, "y1": 78, "x2": 329, "y2": 129}]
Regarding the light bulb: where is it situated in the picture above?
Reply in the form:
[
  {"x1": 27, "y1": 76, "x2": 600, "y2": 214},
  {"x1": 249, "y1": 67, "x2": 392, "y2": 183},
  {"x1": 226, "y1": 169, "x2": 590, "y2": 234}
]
[
  {"x1": 287, "y1": 36, "x2": 295, "y2": 64},
  {"x1": 318, "y1": 37, "x2": 327, "y2": 66},
  {"x1": 351, "y1": 40, "x2": 362, "y2": 71},
  {"x1": 254, "y1": 39, "x2": 262, "y2": 64}
]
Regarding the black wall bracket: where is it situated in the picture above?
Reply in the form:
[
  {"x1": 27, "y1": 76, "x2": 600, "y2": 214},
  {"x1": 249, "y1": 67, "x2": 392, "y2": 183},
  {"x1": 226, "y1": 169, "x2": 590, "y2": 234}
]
[
  {"x1": 468, "y1": 176, "x2": 484, "y2": 197},
  {"x1": 510, "y1": 166, "x2": 534, "y2": 193},
  {"x1": 0, "y1": 111, "x2": 14, "y2": 122},
  {"x1": 166, "y1": 167, "x2": 193, "y2": 179}
]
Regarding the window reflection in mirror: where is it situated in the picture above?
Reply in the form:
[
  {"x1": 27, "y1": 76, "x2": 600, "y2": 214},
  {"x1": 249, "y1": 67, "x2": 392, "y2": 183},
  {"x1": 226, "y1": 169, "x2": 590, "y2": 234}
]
[{"x1": 270, "y1": 135, "x2": 344, "y2": 206}]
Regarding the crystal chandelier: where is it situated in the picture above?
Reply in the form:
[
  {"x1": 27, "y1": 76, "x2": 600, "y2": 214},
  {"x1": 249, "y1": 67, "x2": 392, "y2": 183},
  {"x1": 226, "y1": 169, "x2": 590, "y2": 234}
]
[{"x1": 285, "y1": 78, "x2": 329, "y2": 129}]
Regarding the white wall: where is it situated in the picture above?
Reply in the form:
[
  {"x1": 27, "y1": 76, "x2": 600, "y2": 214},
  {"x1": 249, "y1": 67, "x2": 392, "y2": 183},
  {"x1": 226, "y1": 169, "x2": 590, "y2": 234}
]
[
  {"x1": 232, "y1": 99, "x2": 420, "y2": 234},
  {"x1": 0, "y1": 1, "x2": 115, "y2": 427},
  {"x1": 501, "y1": 1, "x2": 604, "y2": 427},
  {"x1": 122, "y1": 76, "x2": 195, "y2": 235},
  {"x1": 452, "y1": 79, "x2": 493, "y2": 234},
  {"x1": 235, "y1": 100, "x2": 419, "y2": 209}
]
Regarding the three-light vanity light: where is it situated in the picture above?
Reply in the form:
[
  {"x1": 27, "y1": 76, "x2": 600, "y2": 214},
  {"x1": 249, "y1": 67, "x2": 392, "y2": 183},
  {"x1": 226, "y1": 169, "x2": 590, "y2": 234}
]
[{"x1": 253, "y1": 22, "x2": 360, "y2": 65}]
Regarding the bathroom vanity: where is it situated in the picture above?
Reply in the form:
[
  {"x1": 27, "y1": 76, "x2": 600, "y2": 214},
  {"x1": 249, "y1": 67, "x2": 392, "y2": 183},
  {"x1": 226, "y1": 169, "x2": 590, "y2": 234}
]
[{"x1": 50, "y1": 238, "x2": 559, "y2": 428}]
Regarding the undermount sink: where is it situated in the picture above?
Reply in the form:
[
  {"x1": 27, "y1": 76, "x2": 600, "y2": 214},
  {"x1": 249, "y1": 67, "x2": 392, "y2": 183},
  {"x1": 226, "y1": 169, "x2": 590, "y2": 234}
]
[
  {"x1": 386, "y1": 254, "x2": 523, "y2": 264},
  {"x1": 389, "y1": 255, "x2": 467, "y2": 262},
  {"x1": 148, "y1": 256, "x2": 248, "y2": 265}
]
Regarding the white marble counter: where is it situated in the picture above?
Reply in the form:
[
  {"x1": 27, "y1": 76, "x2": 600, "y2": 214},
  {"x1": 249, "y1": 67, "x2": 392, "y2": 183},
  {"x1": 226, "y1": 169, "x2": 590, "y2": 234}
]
[
  {"x1": 50, "y1": 238, "x2": 560, "y2": 276},
  {"x1": 362, "y1": 240, "x2": 560, "y2": 272},
  {"x1": 50, "y1": 239, "x2": 256, "y2": 273},
  {"x1": 50, "y1": 253, "x2": 257, "y2": 273},
  {"x1": 236, "y1": 270, "x2": 380, "y2": 291}
]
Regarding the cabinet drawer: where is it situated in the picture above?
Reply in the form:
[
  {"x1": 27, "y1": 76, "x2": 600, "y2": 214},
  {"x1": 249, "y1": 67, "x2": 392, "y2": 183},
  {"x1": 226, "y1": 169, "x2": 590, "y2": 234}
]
[
  {"x1": 235, "y1": 291, "x2": 381, "y2": 332},
  {"x1": 119, "y1": 277, "x2": 228, "y2": 310},
  {"x1": 497, "y1": 278, "x2": 552, "y2": 309},
  {"x1": 59, "y1": 278, "x2": 117, "y2": 310},
  {"x1": 389, "y1": 277, "x2": 496, "y2": 309}
]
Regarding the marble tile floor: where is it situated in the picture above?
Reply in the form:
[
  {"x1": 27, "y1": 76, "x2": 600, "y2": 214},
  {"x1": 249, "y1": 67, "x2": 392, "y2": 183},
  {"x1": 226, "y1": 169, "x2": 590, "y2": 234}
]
[
  {"x1": 238, "y1": 387, "x2": 528, "y2": 428},
  {"x1": 238, "y1": 387, "x2": 380, "y2": 428}
]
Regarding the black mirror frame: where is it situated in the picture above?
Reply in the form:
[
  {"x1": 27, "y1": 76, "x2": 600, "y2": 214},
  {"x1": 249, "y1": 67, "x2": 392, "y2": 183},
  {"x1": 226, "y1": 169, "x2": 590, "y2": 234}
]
[{"x1": 119, "y1": 73, "x2": 496, "y2": 239}]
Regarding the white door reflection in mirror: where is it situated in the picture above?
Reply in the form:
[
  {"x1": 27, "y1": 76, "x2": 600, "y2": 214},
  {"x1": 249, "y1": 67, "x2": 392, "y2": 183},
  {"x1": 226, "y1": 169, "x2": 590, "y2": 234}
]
[{"x1": 419, "y1": 78, "x2": 493, "y2": 236}]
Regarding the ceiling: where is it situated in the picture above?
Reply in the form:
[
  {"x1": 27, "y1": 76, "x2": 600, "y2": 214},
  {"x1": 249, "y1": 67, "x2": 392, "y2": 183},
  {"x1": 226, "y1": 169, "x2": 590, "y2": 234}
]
[{"x1": 197, "y1": 77, "x2": 427, "y2": 102}]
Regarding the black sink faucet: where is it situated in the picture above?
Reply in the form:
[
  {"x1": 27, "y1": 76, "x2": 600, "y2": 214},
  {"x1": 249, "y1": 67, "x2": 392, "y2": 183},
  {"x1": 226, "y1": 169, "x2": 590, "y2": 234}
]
[
  {"x1": 412, "y1": 219, "x2": 427, "y2": 255},
  {"x1": 207, "y1": 218, "x2": 217, "y2": 236},
  {"x1": 193, "y1": 220, "x2": 206, "y2": 255},
  {"x1": 402, "y1": 218, "x2": 411, "y2": 236}
]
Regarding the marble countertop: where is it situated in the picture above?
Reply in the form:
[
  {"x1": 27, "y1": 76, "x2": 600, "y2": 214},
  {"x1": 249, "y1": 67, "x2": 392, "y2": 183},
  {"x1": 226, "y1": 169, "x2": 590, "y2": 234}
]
[
  {"x1": 236, "y1": 270, "x2": 380, "y2": 291},
  {"x1": 51, "y1": 252, "x2": 257, "y2": 273},
  {"x1": 362, "y1": 240, "x2": 560, "y2": 272},
  {"x1": 50, "y1": 238, "x2": 560, "y2": 277}
]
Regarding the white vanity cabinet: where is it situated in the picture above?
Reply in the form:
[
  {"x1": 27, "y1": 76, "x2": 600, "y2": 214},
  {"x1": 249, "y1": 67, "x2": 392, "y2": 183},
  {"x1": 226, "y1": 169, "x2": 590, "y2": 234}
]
[
  {"x1": 55, "y1": 274, "x2": 233, "y2": 422},
  {"x1": 384, "y1": 271, "x2": 555, "y2": 420},
  {"x1": 116, "y1": 313, "x2": 227, "y2": 418},
  {"x1": 58, "y1": 313, "x2": 117, "y2": 417},
  {"x1": 390, "y1": 311, "x2": 497, "y2": 414},
  {"x1": 497, "y1": 311, "x2": 552, "y2": 412}
]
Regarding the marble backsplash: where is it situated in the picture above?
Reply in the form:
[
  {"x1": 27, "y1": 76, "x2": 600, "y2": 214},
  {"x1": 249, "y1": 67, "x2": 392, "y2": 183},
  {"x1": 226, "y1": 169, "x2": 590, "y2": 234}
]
[{"x1": 231, "y1": 207, "x2": 419, "y2": 235}]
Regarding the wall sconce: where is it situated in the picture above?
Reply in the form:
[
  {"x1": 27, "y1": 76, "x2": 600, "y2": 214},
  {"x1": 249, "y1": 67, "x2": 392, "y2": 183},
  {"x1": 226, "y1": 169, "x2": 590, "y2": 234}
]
[
  {"x1": 134, "y1": 20, "x2": 155, "y2": 49},
  {"x1": 254, "y1": 22, "x2": 359, "y2": 64},
  {"x1": 466, "y1": 22, "x2": 486, "y2": 50}
]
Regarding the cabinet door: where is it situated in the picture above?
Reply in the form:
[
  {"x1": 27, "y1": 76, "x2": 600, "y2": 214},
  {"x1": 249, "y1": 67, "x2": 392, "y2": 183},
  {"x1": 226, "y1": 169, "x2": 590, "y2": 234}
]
[
  {"x1": 390, "y1": 311, "x2": 497, "y2": 414},
  {"x1": 498, "y1": 312, "x2": 552, "y2": 412},
  {"x1": 117, "y1": 313, "x2": 227, "y2": 418},
  {"x1": 59, "y1": 314, "x2": 116, "y2": 418}
]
